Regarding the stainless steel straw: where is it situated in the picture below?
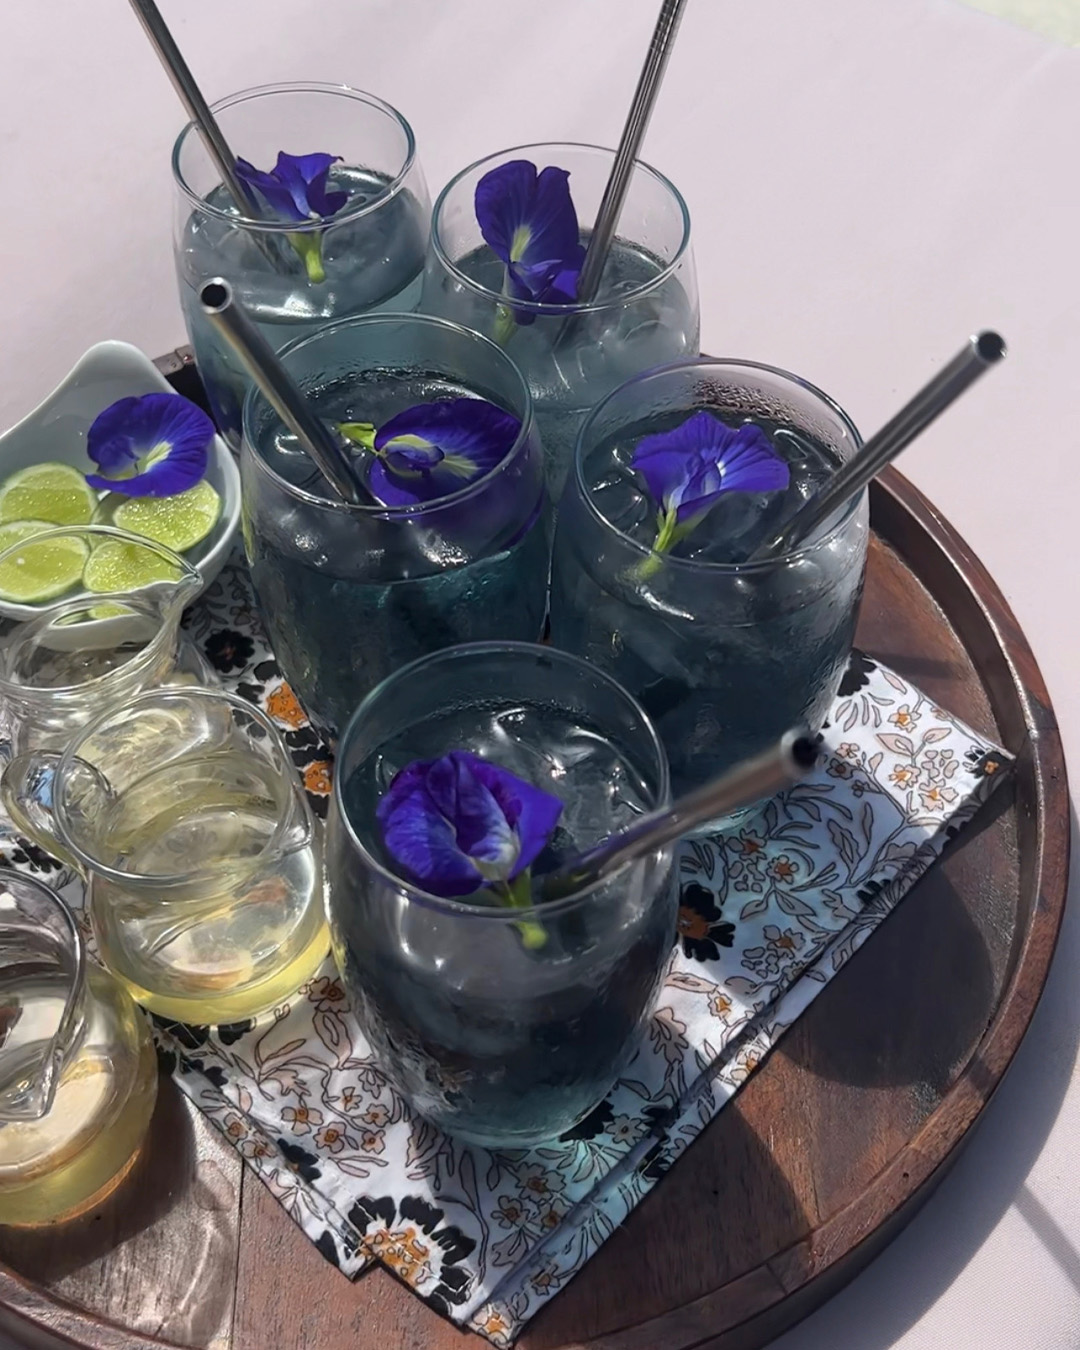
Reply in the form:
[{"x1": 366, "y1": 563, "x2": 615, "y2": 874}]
[
  {"x1": 199, "y1": 279, "x2": 369, "y2": 505},
  {"x1": 128, "y1": 0, "x2": 266, "y2": 222},
  {"x1": 575, "y1": 0, "x2": 690, "y2": 304},
  {"x1": 539, "y1": 730, "x2": 817, "y2": 902},
  {"x1": 749, "y1": 331, "x2": 1007, "y2": 562}
]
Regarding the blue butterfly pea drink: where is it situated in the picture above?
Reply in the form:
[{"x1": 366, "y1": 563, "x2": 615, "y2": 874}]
[
  {"x1": 422, "y1": 143, "x2": 699, "y2": 500},
  {"x1": 326, "y1": 642, "x2": 677, "y2": 1148},
  {"x1": 173, "y1": 82, "x2": 431, "y2": 448},
  {"x1": 241, "y1": 313, "x2": 551, "y2": 739},
  {"x1": 550, "y1": 359, "x2": 870, "y2": 812}
]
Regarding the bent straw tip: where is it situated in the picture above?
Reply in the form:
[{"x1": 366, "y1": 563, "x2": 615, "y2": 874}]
[
  {"x1": 975, "y1": 331, "x2": 1007, "y2": 363},
  {"x1": 199, "y1": 278, "x2": 232, "y2": 312}
]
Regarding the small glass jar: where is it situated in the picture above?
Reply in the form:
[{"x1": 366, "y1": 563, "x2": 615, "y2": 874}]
[
  {"x1": 173, "y1": 82, "x2": 431, "y2": 446},
  {"x1": 0, "y1": 870, "x2": 157, "y2": 1227},
  {"x1": 423, "y1": 142, "x2": 699, "y2": 499},
  {"x1": 550, "y1": 358, "x2": 869, "y2": 801},
  {"x1": 241, "y1": 313, "x2": 550, "y2": 738},
  {"x1": 326, "y1": 641, "x2": 677, "y2": 1148}
]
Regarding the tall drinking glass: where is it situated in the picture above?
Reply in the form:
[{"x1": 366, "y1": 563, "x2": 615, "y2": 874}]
[
  {"x1": 551, "y1": 359, "x2": 869, "y2": 800},
  {"x1": 327, "y1": 642, "x2": 677, "y2": 1148},
  {"x1": 173, "y1": 82, "x2": 431, "y2": 446},
  {"x1": 424, "y1": 142, "x2": 699, "y2": 498},
  {"x1": 242, "y1": 314, "x2": 550, "y2": 738}
]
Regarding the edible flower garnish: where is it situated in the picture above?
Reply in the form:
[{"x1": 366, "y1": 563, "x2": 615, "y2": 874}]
[
  {"x1": 474, "y1": 160, "x2": 586, "y2": 331},
  {"x1": 235, "y1": 151, "x2": 348, "y2": 284},
  {"x1": 85, "y1": 392, "x2": 215, "y2": 498},
  {"x1": 632, "y1": 411, "x2": 791, "y2": 557},
  {"x1": 339, "y1": 398, "x2": 522, "y2": 507},
  {"x1": 378, "y1": 750, "x2": 563, "y2": 948}
]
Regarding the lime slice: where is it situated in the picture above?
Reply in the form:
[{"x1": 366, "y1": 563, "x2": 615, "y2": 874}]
[
  {"x1": 82, "y1": 539, "x2": 183, "y2": 595},
  {"x1": 0, "y1": 463, "x2": 97, "y2": 526},
  {"x1": 90, "y1": 492, "x2": 129, "y2": 528},
  {"x1": 0, "y1": 535, "x2": 90, "y2": 604},
  {"x1": 0, "y1": 519, "x2": 54, "y2": 553},
  {"x1": 112, "y1": 481, "x2": 221, "y2": 553}
]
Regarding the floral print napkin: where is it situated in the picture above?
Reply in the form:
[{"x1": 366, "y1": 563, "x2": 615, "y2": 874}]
[{"x1": 0, "y1": 557, "x2": 1009, "y2": 1346}]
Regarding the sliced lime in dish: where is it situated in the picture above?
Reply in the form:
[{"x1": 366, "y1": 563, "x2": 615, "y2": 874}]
[
  {"x1": 82, "y1": 540, "x2": 184, "y2": 595},
  {"x1": 0, "y1": 463, "x2": 97, "y2": 526},
  {"x1": 0, "y1": 535, "x2": 90, "y2": 604},
  {"x1": 112, "y1": 480, "x2": 221, "y2": 553},
  {"x1": 0, "y1": 519, "x2": 55, "y2": 553}
]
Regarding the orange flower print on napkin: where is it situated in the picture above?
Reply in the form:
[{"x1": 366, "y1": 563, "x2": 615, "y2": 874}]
[
  {"x1": 266, "y1": 681, "x2": 308, "y2": 729},
  {"x1": 303, "y1": 760, "x2": 333, "y2": 796}
]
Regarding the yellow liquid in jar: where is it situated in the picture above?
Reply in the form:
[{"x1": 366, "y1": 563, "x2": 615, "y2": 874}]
[
  {"x1": 90, "y1": 750, "x2": 328, "y2": 1025},
  {"x1": 0, "y1": 968, "x2": 158, "y2": 1227}
]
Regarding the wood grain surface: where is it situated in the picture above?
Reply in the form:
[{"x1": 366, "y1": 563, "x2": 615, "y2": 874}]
[{"x1": 0, "y1": 353, "x2": 1066, "y2": 1350}]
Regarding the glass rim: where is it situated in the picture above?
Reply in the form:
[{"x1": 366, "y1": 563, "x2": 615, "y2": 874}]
[
  {"x1": 430, "y1": 140, "x2": 693, "y2": 317},
  {"x1": 333, "y1": 639, "x2": 672, "y2": 920},
  {"x1": 0, "y1": 526, "x2": 197, "y2": 697},
  {"x1": 54, "y1": 686, "x2": 304, "y2": 890},
  {"x1": 241, "y1": 311, "x2": 541, "y2": 517},
  {"x1": 171, "y1": 81, "x2": 419, "y2": 234},
  {"x1": 572, "y1": 356, "x2": 867, "y2": 574}
]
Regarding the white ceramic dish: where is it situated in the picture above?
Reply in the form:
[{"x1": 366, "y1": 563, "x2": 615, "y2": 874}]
[{"x1": 0, "y1": 340, "x2": 240, "y2": 626}]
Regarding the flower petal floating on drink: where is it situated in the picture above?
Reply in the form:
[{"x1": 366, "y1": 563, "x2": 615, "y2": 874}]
[
  {"x1": 378, "y1": 749, "x2": 562, "y2": 947},
  {"x1": 339, "y1": 399, "x2": 523, "y2": 507},
  {"x1": 474, "y1": 159, "x2": 586, "y2": 329},
  {"x1": 632, "y1": 411, "x2": 791, "y2": 557},
  {"x1": 235, "y1": 151, "x2": 349, "y2": 283},
  {"x1": 85, "y1": 392, "x2": 215, "y2": 498}
]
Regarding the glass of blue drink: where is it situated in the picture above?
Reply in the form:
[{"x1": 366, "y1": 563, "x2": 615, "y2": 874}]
[
  {"x1": 173, "y1": 83, "x2": 430, "y2": 447},
  {"x1": 550, "y1": 359, "x2": 869, "y2": 804},
  {"x1": 242, "y1": 314, "x2": 550, "y2": 739},
  {"x1": 326, "y1": 641, "x2": 677, "y2": 1148},
  {"x1": 422, "y1": 143, "x2": 699, "y2": 499}
]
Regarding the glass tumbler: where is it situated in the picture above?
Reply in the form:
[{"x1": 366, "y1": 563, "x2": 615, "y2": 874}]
[
  {"x1": 242, "y1": 313, "x2": 550, "y2": 739},
  {"x1": 3, "y1": 688, "x2": 328, "y2": 1025},
  {"x1": 327, "y1": 641, "x2": 677, "y2": 1148},
  {"x1": 423, "y1": 142, "x2": 699, "y2": 498},
  {"x1": 0, "y1": 870, "x2": 157, "y2": 1226},
  {"x1": 173, "y1": 82, "x2": 431, "y2": 446},
  {"x1": 551, "y1": 359, "x2": 869, "y2": 801}
]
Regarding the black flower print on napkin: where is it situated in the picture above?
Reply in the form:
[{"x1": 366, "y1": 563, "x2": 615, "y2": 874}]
[
  {"x1": 559, "y1": 1097, "x2": 615, "y2": 1143},
  {"x1": 349, "y1": 1195, "x2": 476, "y2": 1315},
  {"x1": 677, "y1": 882, "x2": 735, "y2": 962},
  {"x1": 204, "y1": 628, "x2": 255, "y2": 673},
  {"x1": 837, "y1": 649, "x2": 877, "y2": 696},
  {"x1": 279, "y1": 1139, "x2": 322, "y2": 1183},
  {"x1": 6, "y1": 838, "x2": 64, "y2": 874}
]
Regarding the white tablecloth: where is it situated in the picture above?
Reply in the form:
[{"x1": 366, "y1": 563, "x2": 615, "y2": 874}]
[{"x1": 1, "y1": 1, "x2": 1078, "y2": 1346}]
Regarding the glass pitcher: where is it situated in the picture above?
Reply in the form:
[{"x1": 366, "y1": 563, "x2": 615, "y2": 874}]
[
  {"x1": 3, "y1": 687, "x2": 329, "y2": 1025},
  {"x1": 0, "y1": 526, "x2": 212, "y2": 759},
  {"x1": 0, "y1": 869, "x2": 157, "y2": 1226}
]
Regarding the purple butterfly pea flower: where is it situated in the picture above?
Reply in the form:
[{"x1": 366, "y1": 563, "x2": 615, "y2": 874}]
[
  {"x1": 632, "y1": 411, "x2": 791, "y2": 555},
  {"x1": 363, "y1": 398, "x2": 523, "y2": 508},
  {"x1": 234, "y1": 151, "x2": 349, "y2": 283},
  {"x1": 377, "y1": 750, "x2": 563, "y2": 900},
  {"x1": 474, "y1": 160, "x2": 586, "y2": 327},
  {"x1": 85, "y1": 392, "x2": 215, "y2": 498}
]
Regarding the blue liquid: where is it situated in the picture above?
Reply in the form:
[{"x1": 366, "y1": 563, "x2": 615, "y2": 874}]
[
  {"x1": 245, "y1": 370, "x2": 549, "y2": 737},
  {"x1": 551, "y1": 413, "x2": 866, "y2": 794},
  {"x1": 178, "y1": 167, "x2": 429, "y2": 445},
  {"x1": 331, "y1": 700, "x2": 674, "y2": 1147}
]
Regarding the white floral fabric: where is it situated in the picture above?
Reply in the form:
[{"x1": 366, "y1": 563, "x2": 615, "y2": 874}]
[{"x1": 0, "y1": 558, "x2": 1010, "y2": 1346}]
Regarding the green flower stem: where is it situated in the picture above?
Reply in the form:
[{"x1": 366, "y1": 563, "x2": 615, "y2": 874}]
[
  {"x1": 288, "y1": 231, "x2": 328, "y2": 284},
  {"x1": 494, "y1": 872, "x2": 547, "y2": 950},
  {"x1": 337, "y1": 422, "x2": 377, "y2": 450}
]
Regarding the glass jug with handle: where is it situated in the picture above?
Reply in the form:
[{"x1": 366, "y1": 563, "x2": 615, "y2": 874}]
[
  {"x1": 2, "y1": 687, "x2": 329, "y2": 1025},
  {"x1": 0, "y1": 526, "x2": 212, "y2": 760},
  {"x1": 0, "y1": 868, "x2": 157, "y2": 1226}
]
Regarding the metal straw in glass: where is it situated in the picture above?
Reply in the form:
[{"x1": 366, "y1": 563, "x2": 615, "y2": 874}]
[
  {"x1": 750, "y1": 331, "x2": 1007, "y2": 561},
  {"x1": 199, "y1": 279, "x2": 369, "y2": 505},
  {"x1": 539, "y1": 730, "x2": 817, "y2": 902},
  {"x1": 576, "y1": 0, "x2": 689, "y2": 303}
]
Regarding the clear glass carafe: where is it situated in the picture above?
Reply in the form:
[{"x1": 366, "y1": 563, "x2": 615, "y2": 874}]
[{"x1": 0, "y1": 869, "x2": 157, "y2": 1226}]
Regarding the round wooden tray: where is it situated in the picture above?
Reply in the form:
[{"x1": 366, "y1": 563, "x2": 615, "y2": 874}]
[{"x1": 0, "y1": 357, "x2": 1067, "y2": 1349}]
